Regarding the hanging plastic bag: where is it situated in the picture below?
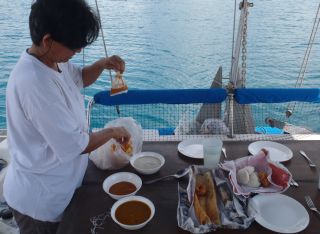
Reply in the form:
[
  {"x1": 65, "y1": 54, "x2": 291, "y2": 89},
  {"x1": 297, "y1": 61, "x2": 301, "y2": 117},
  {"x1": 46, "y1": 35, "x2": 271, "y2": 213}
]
[
  {"x1": 89, "y1": 117, "x2": 143, "y2": 170},
  {"x1": 110, "y1": 72, "x2": 128, "y2": 96}
]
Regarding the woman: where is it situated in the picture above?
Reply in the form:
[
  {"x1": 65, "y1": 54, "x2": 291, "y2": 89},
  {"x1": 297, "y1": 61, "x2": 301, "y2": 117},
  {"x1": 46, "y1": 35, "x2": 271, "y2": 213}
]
[{"x1": 4, "y1": 0, "x2": 130, "y2": 233}]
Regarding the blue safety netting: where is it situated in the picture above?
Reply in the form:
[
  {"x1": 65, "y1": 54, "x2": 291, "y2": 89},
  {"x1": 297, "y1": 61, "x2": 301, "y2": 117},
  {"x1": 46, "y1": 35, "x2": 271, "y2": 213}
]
[{"x1": 89, "y1": 88, "x2": 320, "y2": 136}]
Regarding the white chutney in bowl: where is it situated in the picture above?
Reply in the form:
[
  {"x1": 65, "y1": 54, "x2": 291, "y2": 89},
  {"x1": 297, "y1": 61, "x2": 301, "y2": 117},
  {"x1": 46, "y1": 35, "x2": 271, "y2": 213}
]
[{"x1": 130, "y1": 152, "x2": 165, "y2": 175}]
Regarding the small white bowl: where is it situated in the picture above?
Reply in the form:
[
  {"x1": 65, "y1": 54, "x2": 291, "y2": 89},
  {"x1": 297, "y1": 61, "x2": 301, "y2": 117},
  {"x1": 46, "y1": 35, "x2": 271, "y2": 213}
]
[
  {"x1": 102, "y1": 172, "x2": 142, "y2": 200},
  {"x1": 130, "y1": 152, "x2": 165, "y2": 175},
  {"x1": 111, "y1": 195, "x2": 155, "y2": 230}
]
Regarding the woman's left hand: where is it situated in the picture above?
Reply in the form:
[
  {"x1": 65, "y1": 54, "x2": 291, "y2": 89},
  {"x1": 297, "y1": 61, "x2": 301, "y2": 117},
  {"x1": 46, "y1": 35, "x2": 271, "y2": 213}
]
[{"x1": 104, "y1": 55, "x2": 125, "y2": 74}]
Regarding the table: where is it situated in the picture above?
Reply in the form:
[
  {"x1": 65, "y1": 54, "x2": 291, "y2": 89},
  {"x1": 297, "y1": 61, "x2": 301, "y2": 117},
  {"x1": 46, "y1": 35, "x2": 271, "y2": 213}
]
[{"x1": 57, "y1": 141, "x2": 320, "y2": 234}]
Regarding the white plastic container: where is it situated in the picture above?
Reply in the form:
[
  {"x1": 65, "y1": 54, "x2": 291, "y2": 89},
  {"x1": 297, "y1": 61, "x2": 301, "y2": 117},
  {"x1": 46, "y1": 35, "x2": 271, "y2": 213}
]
[{"x1": 203, "y1": 138, "x2": 223, "y2": 168}]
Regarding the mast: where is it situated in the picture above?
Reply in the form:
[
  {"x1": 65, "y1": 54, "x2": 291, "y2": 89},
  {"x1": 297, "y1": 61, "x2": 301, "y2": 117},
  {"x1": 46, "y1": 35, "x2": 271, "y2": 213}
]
[
  {"x1": 225, "y1": 0, "x2": 254, "y2": 136},
  {"x1": 230, "y1": 0, "x2": 253, "y2": 87}
]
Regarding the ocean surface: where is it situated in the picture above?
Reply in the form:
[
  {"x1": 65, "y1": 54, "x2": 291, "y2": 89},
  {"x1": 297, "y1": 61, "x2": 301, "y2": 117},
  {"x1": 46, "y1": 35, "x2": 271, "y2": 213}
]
[{"x1": 0, "y1": 0, "x2": 319, "y2": 129}]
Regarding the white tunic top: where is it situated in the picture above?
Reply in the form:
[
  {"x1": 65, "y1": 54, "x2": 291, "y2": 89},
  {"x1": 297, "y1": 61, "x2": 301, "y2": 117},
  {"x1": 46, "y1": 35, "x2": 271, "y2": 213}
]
[{"x1": 4, "y1": 51, "x2": 90, "y2": 222}]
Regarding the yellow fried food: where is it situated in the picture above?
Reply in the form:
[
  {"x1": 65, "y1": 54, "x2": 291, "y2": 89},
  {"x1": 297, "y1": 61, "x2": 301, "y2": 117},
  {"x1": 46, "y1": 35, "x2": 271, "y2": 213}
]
[
  {"x1": 258, "y1": 171, "x2": 270, "y2": 187},
  {"x1": 194, "y1": 172, "x2": 221, "y2": 225},
  {"x1": 121, "y1": 140, "x2": 133, "y2": 156},
  {"x1": 111, "y1": 140, "x2": 133, "y2": 156},
  {"x1": 194, "y1": 193, "x2": 211, "y2": 225},
  {"x1": 203, "y1": 172, "x2": 221, "y2": 225}
]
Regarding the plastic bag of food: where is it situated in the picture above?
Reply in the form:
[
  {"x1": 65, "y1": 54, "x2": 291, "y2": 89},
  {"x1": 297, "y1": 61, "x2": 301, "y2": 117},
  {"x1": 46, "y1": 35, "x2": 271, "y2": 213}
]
[
  {"x1": 110, "y1": 72, "x2": 128, "y2": 96},
  {"x1": 89, "y1": 117, "x2": 143, "y2": 170},
  {"x1": 220, "y1": 150, "x2": 291, "y2": 196}
]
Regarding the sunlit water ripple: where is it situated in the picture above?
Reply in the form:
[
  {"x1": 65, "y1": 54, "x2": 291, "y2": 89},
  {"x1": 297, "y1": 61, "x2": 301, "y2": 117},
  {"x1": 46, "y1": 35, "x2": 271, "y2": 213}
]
[{"x1": 0, "y1": 0, "x2": 319, "y2": 128}]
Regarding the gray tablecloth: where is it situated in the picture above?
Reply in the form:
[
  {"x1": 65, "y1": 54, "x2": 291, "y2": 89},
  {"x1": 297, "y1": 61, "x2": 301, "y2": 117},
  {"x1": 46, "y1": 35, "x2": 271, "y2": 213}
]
[{"x1": 57, "y1": 140, "x2": 320, "y2": 234}]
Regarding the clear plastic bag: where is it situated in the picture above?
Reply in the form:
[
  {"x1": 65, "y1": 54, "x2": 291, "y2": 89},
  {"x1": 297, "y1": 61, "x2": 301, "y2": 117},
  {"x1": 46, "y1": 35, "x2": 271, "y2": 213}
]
[
  {"x1": 89, "y1": 117, "x2": 143, "y2": 170},
  {"x1": 110, "y1": 72, "x2": 128, "y2": 96},
  {"x1": 174, "y1": 112, "x2": 200, "y2": 135},
  {"x1": 220, "y1": 150, "x2": 292, "y2": 196},
  {"x1": 200, "y1": 118, "x2": 229, "y2": 135}
]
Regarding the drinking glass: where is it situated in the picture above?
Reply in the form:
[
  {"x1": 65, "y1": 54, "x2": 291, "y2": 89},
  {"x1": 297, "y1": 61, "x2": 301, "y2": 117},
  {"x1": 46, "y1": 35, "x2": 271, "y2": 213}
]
[{"x1": 203, "y1": 138, "x2": 223, "y2": 168}]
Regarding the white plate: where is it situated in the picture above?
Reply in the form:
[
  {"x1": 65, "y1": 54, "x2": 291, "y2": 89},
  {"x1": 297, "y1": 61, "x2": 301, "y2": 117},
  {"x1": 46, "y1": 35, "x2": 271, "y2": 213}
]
[
  {"x1": 248, "y1": 141, "x2": 293, "y2": 162},
  {"x1": 177, "y1": 138, "x2": 204, "y2": 159},
  {"x1": 248, "y1": 194, "x2": 309, "y2": 233}
]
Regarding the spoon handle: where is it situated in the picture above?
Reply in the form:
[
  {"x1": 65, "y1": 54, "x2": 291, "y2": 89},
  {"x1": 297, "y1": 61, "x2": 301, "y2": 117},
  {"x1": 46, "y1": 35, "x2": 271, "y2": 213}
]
[
  {"x1": 144, "y1": 175, "x2": 173, "y2": 184},
  {"x1": 222, "y1": 147, "x2": 227, "y2": 159},
  {"x1": 290, "y1": 178, "x2": 299, "y2": 187}
]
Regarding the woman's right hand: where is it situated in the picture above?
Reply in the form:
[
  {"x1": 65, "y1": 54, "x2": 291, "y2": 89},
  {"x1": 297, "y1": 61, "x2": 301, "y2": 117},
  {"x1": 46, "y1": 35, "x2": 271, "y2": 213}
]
[
  {"x1": 110, "y1": 126, "x2": 131, "y2": 145},
  {"x1": 82, "y1": 126, "x2": 131, "y2": 154}
]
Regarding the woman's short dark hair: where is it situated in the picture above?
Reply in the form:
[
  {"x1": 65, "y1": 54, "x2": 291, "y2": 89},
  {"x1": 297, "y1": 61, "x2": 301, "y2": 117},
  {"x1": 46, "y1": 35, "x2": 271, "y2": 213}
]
[{"x1": 29, "y1": 0, "x2": 100, "y2": 50}]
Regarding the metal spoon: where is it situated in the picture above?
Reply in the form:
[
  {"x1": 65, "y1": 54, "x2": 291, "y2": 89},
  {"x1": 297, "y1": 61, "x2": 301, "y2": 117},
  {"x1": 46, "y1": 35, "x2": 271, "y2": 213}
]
[
  {"x1": 299, "y1": 150, "x2": 316, "y2": 168},
  {"x1": 144, "y1": 168, "x2": 190, "y2": 184},
  {"x1": 222, "y1": 147, "x2": 227, "y2": 159}
]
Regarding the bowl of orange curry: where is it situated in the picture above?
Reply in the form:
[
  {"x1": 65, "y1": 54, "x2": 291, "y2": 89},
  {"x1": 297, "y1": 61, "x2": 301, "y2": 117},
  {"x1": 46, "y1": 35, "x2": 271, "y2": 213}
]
[
  {"x1": 111, "y1": 195, "x2": 155, "y2": 230},
  {"x1": 102, "y1": 172, "x2": 142, "y2": 200}
]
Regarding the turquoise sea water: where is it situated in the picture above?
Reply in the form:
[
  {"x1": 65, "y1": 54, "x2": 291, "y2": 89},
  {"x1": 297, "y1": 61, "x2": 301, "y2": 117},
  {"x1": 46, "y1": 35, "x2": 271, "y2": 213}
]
[{"x1": 0, "y1": 0, "x2": 319, "y2": 129}]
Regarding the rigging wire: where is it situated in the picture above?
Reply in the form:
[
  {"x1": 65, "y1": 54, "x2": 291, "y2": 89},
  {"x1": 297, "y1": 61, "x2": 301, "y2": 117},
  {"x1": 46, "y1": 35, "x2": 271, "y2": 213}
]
[
  {"x1": 94, "y1": 0, "x2": 109, "y2": 63},
  {"x1": 286, "y1": 2, "x2": 320, "y2": 118},
  {"x1": 230, "y1": 0, "x2": 237, "y2": 87},
  {"x1": 94, "y1": 0, "x2": 120, "y2": 116}
]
